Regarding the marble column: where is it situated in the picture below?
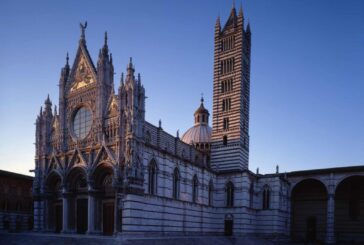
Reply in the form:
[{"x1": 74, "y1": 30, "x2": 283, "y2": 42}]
[
  {"x1": 87, "y1": 192, "x2": 96, "y2": 234},
  {"x1": 61, "y1": 193, "x2": 69, "y2": 233},
  {"x1": 44, "y1": 197, "x2": 51, "y2": 232},
  {"x1": 326, "y1": 193, "x2": 335, "y2": 244},
  {"x1": 326, "y1": 175, "x2": 336, "y2": 244}
]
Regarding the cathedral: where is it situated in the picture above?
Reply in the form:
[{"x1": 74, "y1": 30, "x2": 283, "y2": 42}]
[{"x1": 32, "y1": 5, "x2": 364, "y2": 244}]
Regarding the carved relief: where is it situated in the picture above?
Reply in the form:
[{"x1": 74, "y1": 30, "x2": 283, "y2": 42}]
[{"x1": 71, "y1": 56, "x2": 95, "y2": 91}]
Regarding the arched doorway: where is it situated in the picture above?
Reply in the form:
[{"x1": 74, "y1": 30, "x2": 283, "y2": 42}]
[
  {"x1": 93, "y1": 163, "x2": 115, "y2": 236},
  {"x1": 45, "y1": 172, "x2": 62, "y2": 233},
  {"x1": 335, "y1": 175, "x2": 364, "y2": 243},
  {"x1": 224, "y1": 214, "x2": 233, "y2": 236},
  {"x1": 291, "y1": 179, "x2": 327, "y2": 243},
  {"x1": 67, "y1": 167, "x2": 88, "y2": 234}
]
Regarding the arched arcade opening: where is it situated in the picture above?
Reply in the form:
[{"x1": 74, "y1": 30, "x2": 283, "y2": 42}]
[
  {"x1": 335, "y1": 175, "x2": 364, "y2": 242},
  {"x1": 291, "y1": 179, "x2": 327, "y2": 243}
]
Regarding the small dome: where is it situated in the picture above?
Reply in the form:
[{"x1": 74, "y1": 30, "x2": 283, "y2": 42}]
[
  {"x1": 181, "y1": 96, "x2": 212, "y2": 145},
  {"x1": 194, "y1": 103, "x2": 209, "y2": 115},
  {"x1": 181, "y1": 125, "x2": 212, "y2": 144}
]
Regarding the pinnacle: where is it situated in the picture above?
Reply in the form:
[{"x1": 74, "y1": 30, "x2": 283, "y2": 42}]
[
  {"x1": 127, "y1": 57, "x2": 134, "y2": 71},
  {"x1": 247, "y1": 21, "x2": 251, "y2": 33},
  {"x1": 216, "y1": 15, "x2": 220, "y2": 27},
  {"x1": 66, "y1": 52, "x2": 69, "y2": 66},
  {"x1": 45, "y1": 94, "x2": 51, "y2": 105},
  {"x1": 238, "y1": 3, "x2": 243, "y2": 18}
]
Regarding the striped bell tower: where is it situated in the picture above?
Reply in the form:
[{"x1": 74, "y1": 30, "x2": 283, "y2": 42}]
[{"x1": 211, "y1": 5, "x2": 251, "y2": 172}]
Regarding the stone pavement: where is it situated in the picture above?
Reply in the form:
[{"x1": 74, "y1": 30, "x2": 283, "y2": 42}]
[{"x1": 0, "y1": 232, "x2": 280, "y2": 245}]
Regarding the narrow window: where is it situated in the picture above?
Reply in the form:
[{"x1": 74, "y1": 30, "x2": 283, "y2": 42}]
[
  {"x1": 173, "y1": 168, "x2": 180, "y2": 199},
  {"x1": 263, "y1": 185, "x2": 270, "y2": 210},
  {"x1": 223, "y1": 135, "x2": 228, "y2": 146},
  {"x1": 148, "y1": 160, "x2": 157, "y2": 195},
  {"x1": 249, "y1": 183, "x2": 254, "y2": 208},
  {"x1": 226, "y1": 181, "x2": 234, "y2": 207},
  {"x1": 208, "y1": 180, "x2": 213, "y2": 206},
  {"x1": 192, "y1": 175, "x2": 198, "y2": 203},
  {"x1": 223, "y1": 118, "x2": 229, "y2": 130}
]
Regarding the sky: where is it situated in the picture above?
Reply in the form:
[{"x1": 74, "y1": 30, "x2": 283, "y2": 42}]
[{"x1": 0, "y1": 0, "x2": 363, "y2": 176}]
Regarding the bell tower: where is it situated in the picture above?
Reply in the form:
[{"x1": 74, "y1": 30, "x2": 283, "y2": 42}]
[{"x1": 211, "y1": 5, "x2": 251, "y2": 172}]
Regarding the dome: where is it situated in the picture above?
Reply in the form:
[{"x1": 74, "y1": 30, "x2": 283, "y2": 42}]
[
  {"x1": 181, "y1": 96, "x2": 212, "y2": 145},
  {"x1": 181, "y1": 124, "x2": 212, "y2": 144}
]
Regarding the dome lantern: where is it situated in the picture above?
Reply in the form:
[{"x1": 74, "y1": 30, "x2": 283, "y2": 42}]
[{"x1": 194, "y1": 96, "x2": 209, "y2": 126}]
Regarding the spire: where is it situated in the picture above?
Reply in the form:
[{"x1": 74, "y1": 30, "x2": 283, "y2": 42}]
[
  {"x1": 128, "y1": 57, "x2": 133, "y2": 69},
  {"x1": 238, "y1": 2, "x2": 243, "y2": 18},
  {"x1": 246, "y1": 21, "x2": 251, "y2": 33},
  {"x1": 126, "y1": 57, "x2": 135, "y2": 79},
  {"x1": 79, "y1": 21, "x2": 87, "y2": 45},
  {"x1": 109, "y1": 53, "x2": 113, "y2": 64},
  {"x1": 223, "y1": 2, "x2": 238, "y2": 30},
  {"x1": 66, "y1": 52, "x2": 69, "y2": 67},
  {"x1": 101, "y1": 31, "x2": 109, "y2": 57},
  {"x1": 39, "y1": 106, "x2": 43, "y2": 117},
  {"x1": 104, "y1": 31, "x2": 108, "y2": 46},
  {"x1": 44, "y1": 94, "x2": 52, "y2": 117},
  {"x1": 61, "y1": 52, "x2": 70, "y2": 79},
  {"x1": 45, "y1": 94, "x2": 51, "y2": 106},
  {"x1": 120, "y1": 72, "x2": 124, "y2": 85},
  {"x1": 216, "y1": 15, "x2": 220, "y2": 27}
]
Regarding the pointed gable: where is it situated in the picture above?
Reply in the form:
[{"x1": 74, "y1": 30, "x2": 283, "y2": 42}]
[
  {"x1": 107, "y1": 94, "x2": 119, "y2": 117},
  {"x1": 223, "y1": 7, "x2": 237, "y2": 32},
  {"x1": 68, "y1": 43, "x2": 97, "y2": 92}
]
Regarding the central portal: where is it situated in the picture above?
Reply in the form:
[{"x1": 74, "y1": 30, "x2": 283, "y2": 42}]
[
  {"x1": 103, "y1": 202, "x2": 114, "y2": 235},
  {"x1": 55, "y1": 203, "x2": 62, "y2": 233},
  {"x1": 76, "y1": 198, "x2": 88, "y2": 234}
]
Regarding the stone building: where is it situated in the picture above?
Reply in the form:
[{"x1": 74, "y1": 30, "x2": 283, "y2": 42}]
[
  {"x1": 0, "y1": 170, "x2": 33, "y2": 232},
  {"x1": 32, "y1": 5, "x2": 364, "y2": 244}
]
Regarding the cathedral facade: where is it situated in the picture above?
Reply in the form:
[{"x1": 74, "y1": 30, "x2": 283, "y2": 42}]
[{"x1": 32, "y1": 6, "x2": 364, "y2": 244}]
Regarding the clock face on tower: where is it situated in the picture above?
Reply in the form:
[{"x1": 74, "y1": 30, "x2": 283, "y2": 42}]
[{"x1": 72, "y1": 106, "x2": 93, "y2": 139}]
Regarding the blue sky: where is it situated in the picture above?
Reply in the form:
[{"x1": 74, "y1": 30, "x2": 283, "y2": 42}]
[{"x1": 0, "y1": 0, "x2": 363, "y2": 176}]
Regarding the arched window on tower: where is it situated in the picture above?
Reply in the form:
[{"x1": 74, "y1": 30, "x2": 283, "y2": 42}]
[
  {"x1": 208, "y1": 179, "x2": 214, "y2": 206},
  {"x1": 262, "y1": 185, "x2": 270, "y2": 210},
  {"x1": 148, "y1": 160, "x2": 157, "y2": 195},
  {"x1": 226, "y1": 181, "x2": 234, "y2": 207},
  {"x1": 192, "y1": 175, "x2": 198, "y2": 203},
  {"x1": 173, "y1": 168, "x2": 180, "y2": 199}
]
